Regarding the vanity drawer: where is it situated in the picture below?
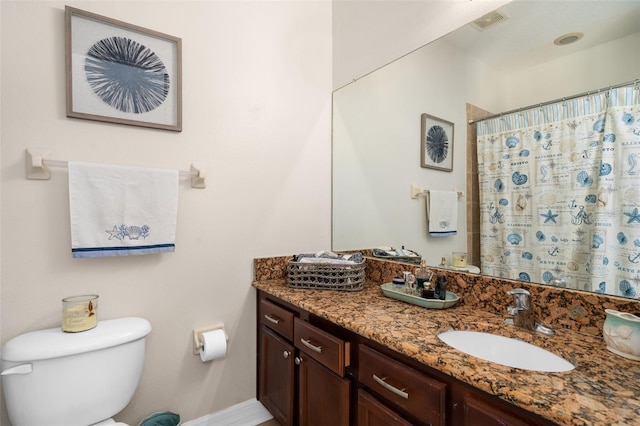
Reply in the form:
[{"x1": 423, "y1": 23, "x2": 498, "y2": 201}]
[
  {"x1": 260, "y1": 299, "x2": 294, "y2": 340},
  {"x1": 358, "y1": 345, "x2": 446, "y2": 426},
  {"x1": 294, "y1": 317, "x2": 350, "y2": 376}
]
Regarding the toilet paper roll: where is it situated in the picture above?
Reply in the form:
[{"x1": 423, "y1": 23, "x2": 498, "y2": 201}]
[{"x1": 200, "y1": 329, "x2": 227, "y2": 362}]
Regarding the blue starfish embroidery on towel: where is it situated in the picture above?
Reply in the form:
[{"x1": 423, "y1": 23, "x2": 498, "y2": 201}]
[
  {"x1": 541, "y1": 209, "x2": 558, "y2": 224},
  {"x1": 105, "y1": 224, "x2": 150, "y2": 240},
  {"x1": 624, "y1": 208, "x2": 640, "y2": 224}
]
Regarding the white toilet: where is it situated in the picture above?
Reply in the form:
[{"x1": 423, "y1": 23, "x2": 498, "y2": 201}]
[{"x1": 1, "y1": 317, "x2": 152, "y2": 426}]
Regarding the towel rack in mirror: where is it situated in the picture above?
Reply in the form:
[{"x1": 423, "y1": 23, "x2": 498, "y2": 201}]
[
  {"x1": 25, "y1": 148, "x2": 206, "y2": 189},
  {"x1": 411, "y1": 183, "x2": 463, "y2": 199}
]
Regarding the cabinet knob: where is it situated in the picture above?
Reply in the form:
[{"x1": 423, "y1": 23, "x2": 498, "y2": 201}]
[
  {"x1": 283, "y1": 350, "x2": 291, "y2": 359},
  {"x1": 295, "y1": 356, "x2": 303, "y2": 365}
]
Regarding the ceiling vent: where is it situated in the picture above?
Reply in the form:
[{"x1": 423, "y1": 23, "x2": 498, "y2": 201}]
[{"x1": 470, "y1": 10, "x2": 508, "y2": 31}]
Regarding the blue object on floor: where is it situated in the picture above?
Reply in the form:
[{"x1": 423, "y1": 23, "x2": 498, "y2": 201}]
[{"x1": 138, "y1": 411, "x2": 180, "y2": 426}]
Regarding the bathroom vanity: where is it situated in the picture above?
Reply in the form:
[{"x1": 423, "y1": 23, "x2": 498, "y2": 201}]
[{"x1": 254, "y1": 256, "x2": 640, "y2": 426}]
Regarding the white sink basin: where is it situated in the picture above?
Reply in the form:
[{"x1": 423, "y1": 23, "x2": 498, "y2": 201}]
[{"x1": 438, "y1": 330, "x2": 574, "y2": 373}]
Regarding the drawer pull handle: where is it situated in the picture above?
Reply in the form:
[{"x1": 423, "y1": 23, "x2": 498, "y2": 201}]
[
  {"x1": 300, "y1": 338, "x2": 323, "y2": 353},
  {"x1": 373, "y1": 374, "x2": 409, "y2": 399},
  {"x1": 264, "y1": 314, "x2": 280, "y2": 325}
]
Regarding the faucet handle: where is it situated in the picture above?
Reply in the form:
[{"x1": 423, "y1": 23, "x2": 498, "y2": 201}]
[{"x1": 507, "y1": 288, "x2": 532, "y2": 310}]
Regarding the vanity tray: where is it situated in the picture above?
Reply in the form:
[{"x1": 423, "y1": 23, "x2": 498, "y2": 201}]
[{"x1": 381, "y1": 283, "x2": 460, "y2": 309}]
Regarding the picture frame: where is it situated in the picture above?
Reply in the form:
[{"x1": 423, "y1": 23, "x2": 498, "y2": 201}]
[
  {"x1": 65, "y1": 6, "x2": 182, "y2": 132},
  {"x1": 421, "y1": 113, "x2": 454, "y2": 171}
]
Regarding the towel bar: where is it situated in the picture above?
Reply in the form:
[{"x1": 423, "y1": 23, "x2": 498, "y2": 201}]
[
  {"x1": 411, "y1": 183, "x2": 463, "y2": 199},
  {"x1": 26, "y1": 148, "x2": 206, "y2": 189}
]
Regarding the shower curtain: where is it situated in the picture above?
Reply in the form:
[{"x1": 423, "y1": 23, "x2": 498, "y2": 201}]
[{"x1": 477, "y1": 83, "x2": 640, "y2": 298}]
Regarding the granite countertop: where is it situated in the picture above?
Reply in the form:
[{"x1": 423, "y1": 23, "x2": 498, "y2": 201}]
[{"x1": 253, "y1": 279, "x2": 640, "y2": 426}]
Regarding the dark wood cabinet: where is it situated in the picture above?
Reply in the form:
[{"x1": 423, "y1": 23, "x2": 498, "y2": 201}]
[
  {"x1": 259, "y1": 326, "x2": 295, "y2": 425},
  {"x1": 459, "y1": 395, "x2": 531, "y2": 426},
  {"x1": 257, "y1": 290, "x2": 557, "y2": 426},
  {"x1": 258, "y1": 294, "x2": 352, "y2": 426},
  {"x1": 297, "y1": 353, "x2": 350, "y2": 426},
  {"x1": 357, "y1": 389, "x2": 413, "y2": 426}
]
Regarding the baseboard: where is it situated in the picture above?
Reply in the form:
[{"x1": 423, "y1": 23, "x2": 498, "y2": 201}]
[{"x1": 182, "y1": 398, "x2": 273, "y2": 426}]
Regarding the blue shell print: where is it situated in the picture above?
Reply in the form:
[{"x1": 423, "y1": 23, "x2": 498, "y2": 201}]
[
  {"x1": 533, "y1": 131, "x2": 542, "y2": 141},
  {"x1": 592, "y1": 118, "x2": 606, "y2": 133},
  {"x1": 535, "y1": 231, "x2": 546, "y2": 241},
  {"x1": 596, "y1": 282, "x2": 606, "y2": 293},
  {"x1": 542, "y1": 271, "x2": 553, "y2": 283},
  {"x1": 507, "y1": 233, "x2": 522, "y2": 245},
  {"x1": 585, "y1": 194, "x2": 597, "y2": 203},
  {"x1": 576, "y1": 171, "x2": 593, "y2": 187},
  {"x1": 622, "y1": 113, "x2": 635, "y2": 125},
  {"x1": 620, "y1": 280, "x2": 637, "y2": 298},
  {"x1": 617, "y1": 232, "x2": 627, "y2": 244},
  {"x1": 506, "y1": 136, "x2": 519, "y2": 148},
  {"x1": 599, "y1": 163, "x2": 612, "y2": 176},
  {"x1": 494, "y1": 179, "x2": 505, "y2": 192},
  {"x1": 425, "y1": 125, "x2": 449, "y2": 164},
  {"x1": 499, "y1": 198, "x2": 509, "y2": 206},
  {"x1": 85, "y1": 37, "x2": 169, "y2": 114},
  {"x1": 592, "y1": 234, "x2": 604, "y2": 248},
  {"x1": 518, "y1": 272, "x2": 531, "y2": 282},
  {"x1": 512, "y1": 172, "x2": 528, "y2": 185},
  {"x1": 519, "y1": 150, "x2": 530, "y2": 157},
  {"x1": 603, "y1": 133, "x2": 616, "y2": 143},
  {"x1": 522, "y1": 252, "x2": 533, "y2": 260}
]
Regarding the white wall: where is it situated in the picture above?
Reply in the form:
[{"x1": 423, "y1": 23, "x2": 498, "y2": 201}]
[{"x1": 0, "y1": 1, "x2": 331, "y2": 424}]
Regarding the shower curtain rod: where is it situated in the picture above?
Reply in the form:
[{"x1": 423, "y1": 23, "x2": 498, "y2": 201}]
[{"x1": 468, "y1": 78, "x2": 639, "y2": 125}]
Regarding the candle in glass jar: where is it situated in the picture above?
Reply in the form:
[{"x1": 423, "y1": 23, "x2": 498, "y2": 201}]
[
  {"x1": 62, "y1": 295, "x2": 98, "y2": 332},
  {"x1": 452, "y1": 252, "x2": 467, "y2": 268}
]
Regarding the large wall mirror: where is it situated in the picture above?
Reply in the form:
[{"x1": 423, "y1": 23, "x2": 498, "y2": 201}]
[{"x1": 332, "y1": 0, "x2": 640, "y2": 298}]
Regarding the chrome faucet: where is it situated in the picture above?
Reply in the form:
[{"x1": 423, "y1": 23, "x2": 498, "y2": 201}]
[{"x1": 506, "y1": 288, "x2": 554, "y2": 336}]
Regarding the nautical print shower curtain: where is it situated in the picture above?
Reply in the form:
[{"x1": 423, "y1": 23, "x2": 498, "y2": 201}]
[{"x1": 477, "y1": 84, "x2": 640, "y2": 298}]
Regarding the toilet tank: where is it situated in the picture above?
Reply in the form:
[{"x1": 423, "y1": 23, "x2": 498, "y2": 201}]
[{"x1": 1, "y1": 317, "x2": 152, "y2": 426}]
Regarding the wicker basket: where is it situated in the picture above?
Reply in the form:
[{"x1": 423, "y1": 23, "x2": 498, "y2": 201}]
[{"x1": 287, "y1": 259, "x2": 365, "y2": 291}]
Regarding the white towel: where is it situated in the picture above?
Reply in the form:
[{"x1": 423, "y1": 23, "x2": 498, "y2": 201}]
[
  {"x1": 427, "y1": 190, "x2": 458, "y2": 237},
  {"x1": 68, "y1": 162, "x2": 179, "y2": 258}
]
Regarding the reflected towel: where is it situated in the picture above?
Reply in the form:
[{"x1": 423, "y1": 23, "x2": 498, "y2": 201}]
[
  {"x1": 427, "y1": 190, "x2": 458, "y2": 237},
  {"x1": 68, "y1": 162, "x2": 179, "y2": 258}
]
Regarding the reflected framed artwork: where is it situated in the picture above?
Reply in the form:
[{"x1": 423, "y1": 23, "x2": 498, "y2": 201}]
[
  {"x1": 65, "y1": 6, "x2": 182, "y2": 131},
  {"x1": 421, "y1": 113, "x2": 454, "y2": 171}
]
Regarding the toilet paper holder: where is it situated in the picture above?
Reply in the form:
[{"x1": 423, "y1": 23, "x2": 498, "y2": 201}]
[{"x1": 193, "y1": 323, "x2": 228, "y2": 355}]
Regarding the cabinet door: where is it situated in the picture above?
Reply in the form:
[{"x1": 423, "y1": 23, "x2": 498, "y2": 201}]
[
  {"x1": 358, "y1": 389, "x2": 413, "y2": 426},
  {"x1": 259, "y1": 326, "x2": 295, "y2": 426},
  {"x1": 461, "y1": 395, "x2": 531, "y2": 426},
  {"x1": 297, "y1": 354, "x2": 350, "y2": 426}
]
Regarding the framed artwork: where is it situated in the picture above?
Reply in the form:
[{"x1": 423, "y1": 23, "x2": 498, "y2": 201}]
[
  {"x1": 421, "y1": 113, "x2": 454, "y2": 171},
  {"x1": 65, "y1": 6, "x2": 182, "y2": 131}
]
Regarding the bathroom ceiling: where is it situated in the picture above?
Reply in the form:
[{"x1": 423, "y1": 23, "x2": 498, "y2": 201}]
[
  {"x1": 430, "y1": 0, "x2": 640, "y2": 71},
  {"x1": 333, "y1": 0, "x2": 640, "y2": 89}
]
